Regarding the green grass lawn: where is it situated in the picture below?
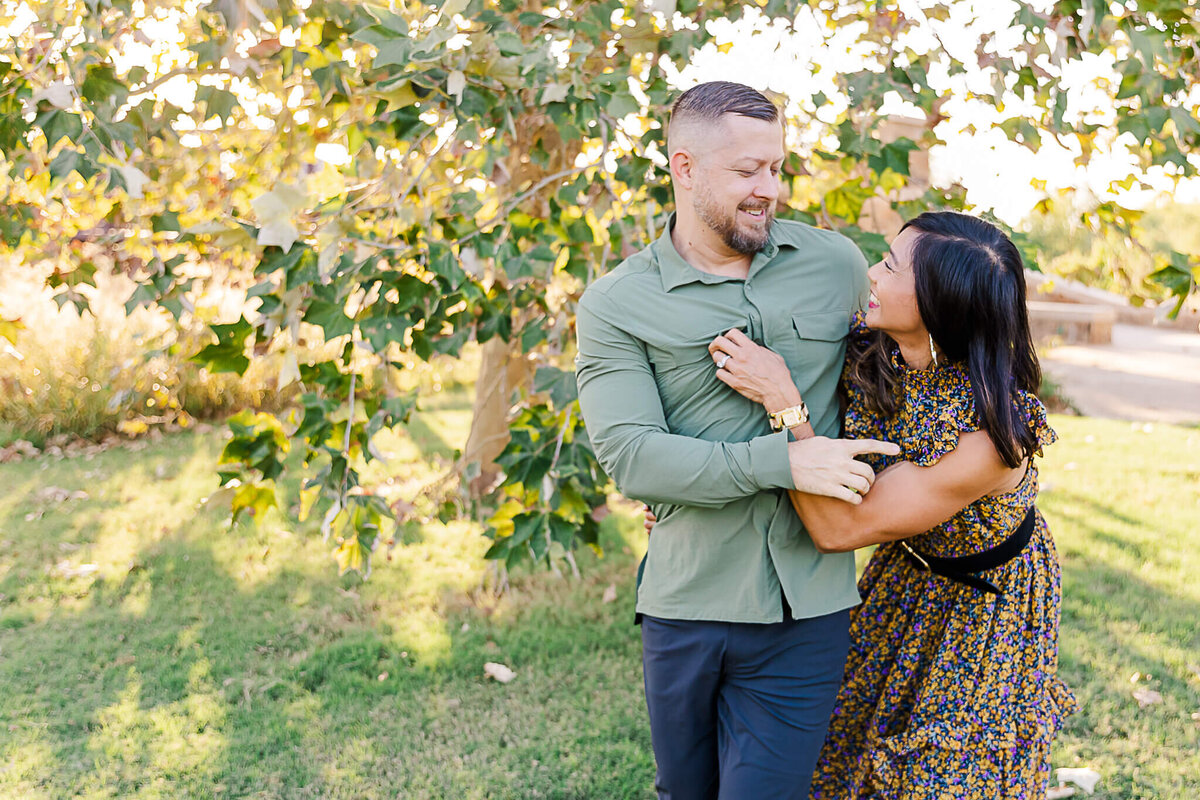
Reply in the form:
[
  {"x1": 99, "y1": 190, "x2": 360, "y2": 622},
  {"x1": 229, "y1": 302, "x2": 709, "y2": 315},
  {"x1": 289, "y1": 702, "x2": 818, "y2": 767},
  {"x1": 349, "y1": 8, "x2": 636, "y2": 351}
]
[{"x1": 0, "y1": 410, "x2": 1197, "y2": 799}]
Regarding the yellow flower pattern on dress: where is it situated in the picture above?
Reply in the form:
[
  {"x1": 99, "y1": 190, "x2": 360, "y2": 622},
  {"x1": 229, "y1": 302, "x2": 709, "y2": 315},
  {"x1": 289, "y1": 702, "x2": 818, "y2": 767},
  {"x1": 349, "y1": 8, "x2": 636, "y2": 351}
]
[{"x1": 810, "y1": 318, "x2": 1077, "y2": 800}]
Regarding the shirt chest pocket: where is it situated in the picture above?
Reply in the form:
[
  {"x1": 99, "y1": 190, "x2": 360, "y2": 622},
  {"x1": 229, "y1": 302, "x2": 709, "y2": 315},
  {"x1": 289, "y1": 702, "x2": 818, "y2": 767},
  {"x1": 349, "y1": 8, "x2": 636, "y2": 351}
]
[{"x1": 780, "y1": 310, "x2": 851, "y2": 364}]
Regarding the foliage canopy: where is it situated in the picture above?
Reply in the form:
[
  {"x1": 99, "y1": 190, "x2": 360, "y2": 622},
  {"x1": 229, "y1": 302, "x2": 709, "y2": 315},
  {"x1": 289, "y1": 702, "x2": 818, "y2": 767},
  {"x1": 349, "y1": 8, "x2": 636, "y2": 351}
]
[{"x1": 1, "y1": 0, "x2": 1197, "y2": 575}]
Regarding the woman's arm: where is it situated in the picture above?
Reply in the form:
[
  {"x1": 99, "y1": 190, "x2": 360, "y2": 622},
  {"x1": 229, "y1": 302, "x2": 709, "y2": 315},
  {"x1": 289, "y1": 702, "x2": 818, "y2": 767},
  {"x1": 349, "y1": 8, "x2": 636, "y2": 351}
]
[{"x1": 790, "y1": 430, "x2": 1027, "y2": 553}]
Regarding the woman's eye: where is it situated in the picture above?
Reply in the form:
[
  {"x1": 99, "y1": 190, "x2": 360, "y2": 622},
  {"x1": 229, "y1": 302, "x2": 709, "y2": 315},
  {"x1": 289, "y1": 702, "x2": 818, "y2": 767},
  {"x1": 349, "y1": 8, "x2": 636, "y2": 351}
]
[{"x1": 737, "y1": 170, "x2": 755, "y2": 177}]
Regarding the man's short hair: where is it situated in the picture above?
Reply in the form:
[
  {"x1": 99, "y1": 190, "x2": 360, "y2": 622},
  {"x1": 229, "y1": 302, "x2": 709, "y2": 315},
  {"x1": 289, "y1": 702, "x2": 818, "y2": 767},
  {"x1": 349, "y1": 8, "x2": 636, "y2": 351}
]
[{"x1": 667, "y1": 82, "x2": 779, "y2": 154}]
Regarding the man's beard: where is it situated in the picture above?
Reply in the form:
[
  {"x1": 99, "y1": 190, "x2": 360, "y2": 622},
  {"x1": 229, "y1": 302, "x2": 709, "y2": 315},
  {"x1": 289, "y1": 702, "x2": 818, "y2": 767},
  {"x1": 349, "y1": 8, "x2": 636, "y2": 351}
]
[{"x1": 694, "y1": 189, "x2": 773, "y2": 255}]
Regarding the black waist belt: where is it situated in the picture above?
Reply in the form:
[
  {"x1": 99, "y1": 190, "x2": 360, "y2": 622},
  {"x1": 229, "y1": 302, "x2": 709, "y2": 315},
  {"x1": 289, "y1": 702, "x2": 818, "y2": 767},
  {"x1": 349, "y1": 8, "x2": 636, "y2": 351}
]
[{"x1": 898, "y1": 507, "x2": 1036, "y2": 595}]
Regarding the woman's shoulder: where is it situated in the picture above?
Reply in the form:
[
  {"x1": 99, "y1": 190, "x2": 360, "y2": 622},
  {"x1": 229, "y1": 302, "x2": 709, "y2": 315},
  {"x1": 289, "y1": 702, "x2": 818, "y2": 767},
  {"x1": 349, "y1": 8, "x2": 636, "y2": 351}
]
[{"x1": 893, "y1": 362, "x2": 978, "y2": 465}]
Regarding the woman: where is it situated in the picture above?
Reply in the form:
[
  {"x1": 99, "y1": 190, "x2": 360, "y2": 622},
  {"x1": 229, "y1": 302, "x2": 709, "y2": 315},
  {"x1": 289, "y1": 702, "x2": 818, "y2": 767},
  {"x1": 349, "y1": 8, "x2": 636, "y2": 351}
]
[{"x1": 648, "y1": 212, "x2": 1076, "y2": 797}]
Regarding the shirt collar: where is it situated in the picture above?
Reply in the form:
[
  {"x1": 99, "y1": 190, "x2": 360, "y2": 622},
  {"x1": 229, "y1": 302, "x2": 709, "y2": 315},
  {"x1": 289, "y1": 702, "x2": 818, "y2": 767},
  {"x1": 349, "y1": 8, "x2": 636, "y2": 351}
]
[{"x1": 653, "y1": 213, "x2": 783, "y2": 293}]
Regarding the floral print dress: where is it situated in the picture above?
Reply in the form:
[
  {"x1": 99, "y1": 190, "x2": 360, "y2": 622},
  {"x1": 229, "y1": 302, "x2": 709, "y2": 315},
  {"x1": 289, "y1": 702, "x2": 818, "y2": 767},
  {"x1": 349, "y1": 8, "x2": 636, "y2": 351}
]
[{"x1": 809, "y1": 343, "x2": 1077, "y2": 799}]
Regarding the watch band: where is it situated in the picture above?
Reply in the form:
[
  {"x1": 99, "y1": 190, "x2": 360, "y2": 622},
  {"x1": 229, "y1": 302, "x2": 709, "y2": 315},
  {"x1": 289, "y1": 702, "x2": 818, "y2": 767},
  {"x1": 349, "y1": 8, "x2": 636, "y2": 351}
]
[{"x1": 768, "y1": 400, "x2": 809, "y2": 431}]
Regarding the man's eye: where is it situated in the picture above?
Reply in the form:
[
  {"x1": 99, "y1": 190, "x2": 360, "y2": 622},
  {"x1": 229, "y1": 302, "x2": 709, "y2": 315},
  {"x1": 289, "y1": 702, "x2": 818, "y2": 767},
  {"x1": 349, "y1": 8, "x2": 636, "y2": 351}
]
[{"x1": 737, "y1": 169, "x2": 755, "y2": 177}]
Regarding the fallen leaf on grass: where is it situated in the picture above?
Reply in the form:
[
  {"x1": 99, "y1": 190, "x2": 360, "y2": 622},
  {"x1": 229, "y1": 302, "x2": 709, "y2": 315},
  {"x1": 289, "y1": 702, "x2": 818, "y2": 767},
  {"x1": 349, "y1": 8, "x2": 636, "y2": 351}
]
[
  {"x1": 1055, "y1": 767, "x2": 1101, "y2": 794},
  {"x1": 32, "y1": 486, "x2": 89, "y2": 504},
  {"x1": 602, "y1": 583, "x2": 617, "y2": 604},
  {"x1": 483, "y1": 662, "x2": 516, "y2": 684},
  {"x1": 1133, "y1": 688, "x2": 1163, "y2": 708},
  {"x1": 1187, "y1": 663, "x2": 1200, "y2": 681},
  {"x1": 49, "y1": 561, "x2": 99, "y2": 579}
]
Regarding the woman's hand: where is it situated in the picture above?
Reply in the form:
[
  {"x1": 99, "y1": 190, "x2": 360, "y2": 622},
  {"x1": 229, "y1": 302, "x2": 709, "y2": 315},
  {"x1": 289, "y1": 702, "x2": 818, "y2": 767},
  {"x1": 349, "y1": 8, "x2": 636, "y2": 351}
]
[
  {"x1": 643, "y1": 506, "x2": 656, "y2": 535},
  {"x1": 708, "y1": 328, "x2": 802, "y2": 412}
]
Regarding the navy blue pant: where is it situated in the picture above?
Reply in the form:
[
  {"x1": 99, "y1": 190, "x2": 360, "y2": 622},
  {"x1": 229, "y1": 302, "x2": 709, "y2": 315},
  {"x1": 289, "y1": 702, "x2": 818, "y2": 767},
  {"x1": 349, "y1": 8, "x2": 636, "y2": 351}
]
[{"x1": 641, "y1": 607, "x2": 851, "y2": 800}]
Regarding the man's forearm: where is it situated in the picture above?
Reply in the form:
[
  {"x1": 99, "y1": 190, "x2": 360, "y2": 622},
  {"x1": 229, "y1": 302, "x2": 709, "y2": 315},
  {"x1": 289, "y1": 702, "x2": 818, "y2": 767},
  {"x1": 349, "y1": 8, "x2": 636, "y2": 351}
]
[{"x1": 587, "y1": 422, "x2": 793, "y2": 508}]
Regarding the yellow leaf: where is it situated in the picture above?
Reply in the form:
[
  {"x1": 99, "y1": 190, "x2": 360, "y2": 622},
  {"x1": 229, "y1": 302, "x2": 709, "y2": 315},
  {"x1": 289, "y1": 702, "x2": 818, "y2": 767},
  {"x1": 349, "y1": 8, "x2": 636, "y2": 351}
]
[
  {"x1": 333, "y1": 537, "x2": 367, "y2": 575},
  {"x1": 0, "y1": 317, "x2": 25, "y2": 345},
  {"x1": 117, "y1": 418, "x2": 149, "y2": 437},
  {"x1": 298, "y1": 484, "x2": 321, "y2": 522},
  {"x1": 232, "y1": 481, "x2": 277, "y2": 521},
  {"x1": 375, "y1": 82, "x2": 420, "y2": 111},
  {"x1": 487, "y1": 497, "x2": 524, "y2": 539}
]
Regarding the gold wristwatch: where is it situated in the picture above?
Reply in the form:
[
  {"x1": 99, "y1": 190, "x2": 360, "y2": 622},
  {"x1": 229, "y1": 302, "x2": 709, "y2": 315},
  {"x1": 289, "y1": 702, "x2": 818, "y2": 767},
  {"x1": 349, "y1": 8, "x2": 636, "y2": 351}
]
[{"x1": 768, "y1": 400, "x2": 809, "y2": 431}]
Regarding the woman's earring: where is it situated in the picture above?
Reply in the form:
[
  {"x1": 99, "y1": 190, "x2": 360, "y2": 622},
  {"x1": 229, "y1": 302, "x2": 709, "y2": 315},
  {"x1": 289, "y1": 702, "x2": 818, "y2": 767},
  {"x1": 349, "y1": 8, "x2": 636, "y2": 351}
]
[{"x1": 928, "y1": 333, "x2": 938, "y2": 369}]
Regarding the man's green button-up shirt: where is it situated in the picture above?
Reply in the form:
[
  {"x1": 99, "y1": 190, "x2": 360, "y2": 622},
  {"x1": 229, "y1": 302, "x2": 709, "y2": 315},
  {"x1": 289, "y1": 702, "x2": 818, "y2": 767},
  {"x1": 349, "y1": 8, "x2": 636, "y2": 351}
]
[{"x1": 575, "y1": 217, "x2": 869, "y2": 623}]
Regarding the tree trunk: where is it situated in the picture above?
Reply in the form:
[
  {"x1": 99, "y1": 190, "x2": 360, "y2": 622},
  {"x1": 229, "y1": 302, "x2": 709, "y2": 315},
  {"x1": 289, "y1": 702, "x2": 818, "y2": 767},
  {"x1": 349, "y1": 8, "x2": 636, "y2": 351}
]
[{"x1": 460, "y1": 335, "x2": 533, "y2": 496}]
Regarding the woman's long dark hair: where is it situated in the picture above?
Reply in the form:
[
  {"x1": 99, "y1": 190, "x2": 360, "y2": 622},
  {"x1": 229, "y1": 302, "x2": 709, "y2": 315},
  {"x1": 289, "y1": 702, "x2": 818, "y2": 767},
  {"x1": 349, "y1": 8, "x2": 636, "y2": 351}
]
[{"x1": 845, "y1": 212, "x2": 1041, "y2": 468}]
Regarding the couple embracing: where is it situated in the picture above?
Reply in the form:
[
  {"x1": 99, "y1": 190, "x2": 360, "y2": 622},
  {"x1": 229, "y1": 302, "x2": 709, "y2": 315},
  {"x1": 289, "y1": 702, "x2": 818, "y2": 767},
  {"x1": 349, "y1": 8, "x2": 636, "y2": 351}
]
[{"x1": 574, "y1": 82, "x2": 1076, "y2": 799}]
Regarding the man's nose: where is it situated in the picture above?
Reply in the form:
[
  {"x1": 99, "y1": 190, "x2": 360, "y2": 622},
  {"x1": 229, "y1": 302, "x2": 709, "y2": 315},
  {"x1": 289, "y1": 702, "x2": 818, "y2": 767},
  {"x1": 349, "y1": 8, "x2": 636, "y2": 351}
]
[{"x1": 752, "y1": 171, "x2": 778, "y2": 200}]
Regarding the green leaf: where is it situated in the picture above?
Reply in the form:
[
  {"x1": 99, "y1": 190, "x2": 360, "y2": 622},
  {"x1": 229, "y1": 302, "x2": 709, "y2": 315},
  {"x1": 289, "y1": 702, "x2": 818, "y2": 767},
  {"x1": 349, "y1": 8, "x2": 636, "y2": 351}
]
[
  {"x1": 151, "y1": 211, "x2": 181, "y2": 233},
  {"x1": 868, "y1": 138, "x2": 919, "y2": 177},
  {"x1": 48, "y1": 148, "x2": 99, "y2": 181},
  {"x1": 34, "y1": 108, "x2": 83, "y2": 147},
  {"x1": 190, "y1": 316, "x2": 254, "y2": 375},
  {"x1": 533, "y1": 365, "x2": 578, "y2": 408},
  {"x1": 359, "y1": 301, "x2": 413, "y2": 353},
  {"x1": 195, "y1": 86, "x2": 238, "y2": 123},
  {"x1": 304, "y1": 297, "x2": 356, "y2": 341},
  {"x1": 837, "y1": 226, "x2": 889, "y2": 264},
  {"x1": 80, "y1": 64, "x2": 129, "y2": 108}
]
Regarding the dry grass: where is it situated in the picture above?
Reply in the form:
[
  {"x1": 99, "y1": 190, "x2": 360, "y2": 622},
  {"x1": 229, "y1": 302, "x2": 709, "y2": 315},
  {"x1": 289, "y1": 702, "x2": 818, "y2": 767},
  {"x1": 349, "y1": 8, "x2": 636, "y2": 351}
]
[{"x1": 1, "y1": 262, "x2": 293, "y2": 447}]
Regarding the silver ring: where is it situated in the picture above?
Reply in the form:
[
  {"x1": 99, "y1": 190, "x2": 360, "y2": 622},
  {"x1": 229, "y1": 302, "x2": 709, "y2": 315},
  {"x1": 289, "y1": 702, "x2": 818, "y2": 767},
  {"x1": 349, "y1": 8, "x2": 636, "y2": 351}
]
[{"x1": 716, "y1": 354, "x2": 730, "y2": 369}]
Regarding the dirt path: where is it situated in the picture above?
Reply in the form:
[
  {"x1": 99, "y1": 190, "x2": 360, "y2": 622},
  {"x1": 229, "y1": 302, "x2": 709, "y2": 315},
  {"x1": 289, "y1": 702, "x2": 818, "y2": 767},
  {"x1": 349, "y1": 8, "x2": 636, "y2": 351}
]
[{"x1": 1042, "y1": 323, "x2": 1200, "y2": 426}]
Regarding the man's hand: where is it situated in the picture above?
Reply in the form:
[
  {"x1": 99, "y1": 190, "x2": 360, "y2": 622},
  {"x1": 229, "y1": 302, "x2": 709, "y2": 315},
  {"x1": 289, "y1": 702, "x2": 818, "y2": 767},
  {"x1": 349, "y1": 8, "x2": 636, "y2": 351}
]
[{"x1": 788, "y1": 437, "x2": 901, "y2": 504}]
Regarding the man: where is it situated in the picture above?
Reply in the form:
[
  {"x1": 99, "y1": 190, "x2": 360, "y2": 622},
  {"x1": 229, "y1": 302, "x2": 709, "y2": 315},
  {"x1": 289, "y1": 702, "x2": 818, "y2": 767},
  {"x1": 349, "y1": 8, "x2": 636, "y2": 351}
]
[{"x1": 574, "y1": 82, "x2": 899, "y2": 798}]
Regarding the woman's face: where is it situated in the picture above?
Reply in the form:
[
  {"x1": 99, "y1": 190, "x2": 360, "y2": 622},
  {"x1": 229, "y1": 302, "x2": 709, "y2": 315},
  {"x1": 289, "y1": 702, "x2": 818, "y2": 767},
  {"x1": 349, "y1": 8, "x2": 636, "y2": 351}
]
[{"x1": 865, "y1": 227, "x2": 926, "y2": 338}]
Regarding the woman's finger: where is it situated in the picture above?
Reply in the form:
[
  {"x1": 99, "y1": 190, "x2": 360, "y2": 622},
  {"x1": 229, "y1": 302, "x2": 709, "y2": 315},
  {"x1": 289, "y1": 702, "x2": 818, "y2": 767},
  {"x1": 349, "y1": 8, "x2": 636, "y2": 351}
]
[
  {"x1": 707, "y1": 335, "x2": 727, "y2": 355},
  {"x1": 725, "y1": 328, "x2": 753, "y2": 346},
  {"x1": 708, "y1": 334, "x2": 740, "y2": 356}
]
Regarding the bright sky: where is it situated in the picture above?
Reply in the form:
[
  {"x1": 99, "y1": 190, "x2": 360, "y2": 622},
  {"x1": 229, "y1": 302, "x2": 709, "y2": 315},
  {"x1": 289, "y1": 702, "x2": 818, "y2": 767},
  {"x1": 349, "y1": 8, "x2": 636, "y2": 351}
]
[{"x1": 679, "y1": 2, "x2": 1200, "y2": 225}]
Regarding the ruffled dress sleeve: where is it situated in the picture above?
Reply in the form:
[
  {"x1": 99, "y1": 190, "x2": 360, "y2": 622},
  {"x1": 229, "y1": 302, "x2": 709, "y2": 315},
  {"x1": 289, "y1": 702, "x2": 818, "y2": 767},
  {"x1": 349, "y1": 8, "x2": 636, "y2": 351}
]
[
  {"x1": 1016, "y1": 389, "x2": 1058, "y2": 455},
  {"x1": 899, "y1": 365, "x2": 980, "y2": 467},
  {"x1": 904, "y1": 378, "x2": 1058, "y2": 467}
]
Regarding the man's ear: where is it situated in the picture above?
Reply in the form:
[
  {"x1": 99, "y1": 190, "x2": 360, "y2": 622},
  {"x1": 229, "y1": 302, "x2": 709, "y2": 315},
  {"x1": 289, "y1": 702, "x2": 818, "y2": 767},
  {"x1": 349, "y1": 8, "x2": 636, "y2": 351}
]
[{"x1": 670, "y1": 149, "x2": 696, "y2": 190}]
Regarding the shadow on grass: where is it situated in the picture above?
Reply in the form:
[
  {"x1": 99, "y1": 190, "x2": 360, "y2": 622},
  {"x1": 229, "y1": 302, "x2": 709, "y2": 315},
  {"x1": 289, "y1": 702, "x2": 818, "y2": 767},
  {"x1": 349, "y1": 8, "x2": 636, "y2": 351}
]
[{"x1": 0, "y1": 431, "x2": 655, "y2": 799}]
